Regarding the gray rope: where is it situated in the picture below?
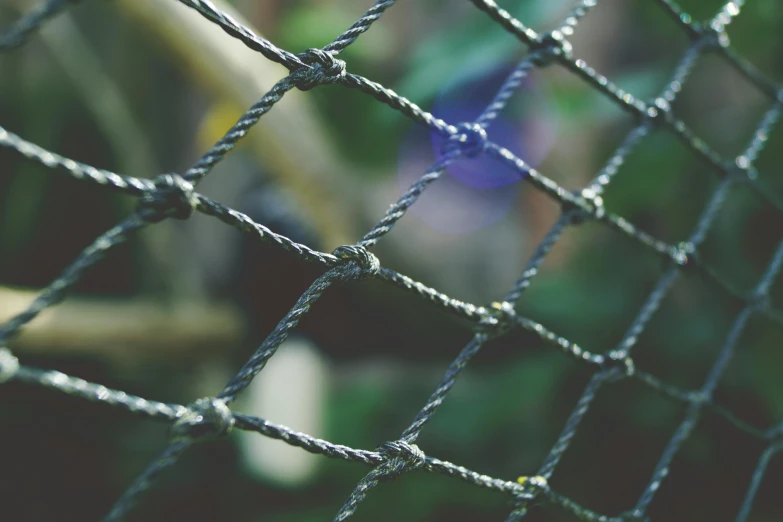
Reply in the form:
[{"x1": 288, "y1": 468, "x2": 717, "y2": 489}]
[
  {"x1": 290, "y1": 48, "x2": 347, "y2": 91},
  {"x1": 333, "y1": 441, "x2": 426, "y2": 521},
  {"x1": 736, "y1": 439, "x2": 783, "y2": 522},
  {"x1": 138, "y1": 173, "x2": 199, "y2": 222},
  {"x1": 0, "y1": 215, "x2": 148, "y2": 342},
  {"x1": 104, "y1": 441, "x2": 193, "y2": 522},
  {"x1": 0, "y1": 0, "x2": 77, "y2": 50},
  {"x1": 173, "y1": 0, "x2": 304, "y2": 70},
  {"x1": 219, "y1": 246, "x2": 380, "y2": 404},
  {"x1": 323, "y1": 0, "x2": 396, "y2": 54},
  {"x1": 0, "y1": 124, "x2": 154, "y2": 194},
  {"x1": 169, "y1": 397, "x2": 235, "y2": 442}
]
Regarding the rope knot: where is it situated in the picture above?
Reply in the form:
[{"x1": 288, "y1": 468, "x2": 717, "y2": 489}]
[
  {"x1": 688, "y1": 390, "x2": 709, "y2": 405},
  {"x1": 479, "y1": 301, "x2": 517, "y2": 337},
  {"x1": 731, "y1": 155, "x2": 759, "y2": 182},
  {"x1": 169, "y1": 397, "x2": 234, "y2": 442},
  {"x1": 670, "y1": 241, "x2": 699, "y2": 272},
  {"x1": 138, "y1": 173, "x2": 198, "y2": 222},
  {"x1": 445, "y1": 122, "x2": 488, "y2": 158},
  {"x1": 292, "y1": 48, "x2": 346, "y2": 91},
  {"x1": 645, "y1": 96, "x2": 672, "y2": 123},
  {"x1": 747, "y1": 290, "x2": 771, "y2": 313},
  {"x1": 332, "y1": 245, "x2": 380, "y2": 279},
  {"x1": 700, "y1": 20, "x2": 731, "y2": 49},
  {"x1": 602, "y1": 349, "x2": 635, "y2": 378},
  {"x1": 0, "y1": 348, "x2": 19, "y2": 384},
  {"x1": 515, "y1": 475, "x2": 548, "y2": 500},
  {"x1": 563, "y1": 187, "x2": 605, "y2": 225},
  {"x1": 531, "y1": 30, "x2": 573, "y2": 67},
  {"x1": 377, "y1": 440, "x2": 426, "y2": 479}
]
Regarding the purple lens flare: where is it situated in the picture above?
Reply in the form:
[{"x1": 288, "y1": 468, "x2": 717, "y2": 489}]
[{"x1": 397, "y1": 62, "x2": 557, "y2": 234}]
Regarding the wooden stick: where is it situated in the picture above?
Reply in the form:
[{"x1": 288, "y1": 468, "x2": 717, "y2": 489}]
[{"x1": 0, "y1": 286, "x2": 245, "y2": 363}]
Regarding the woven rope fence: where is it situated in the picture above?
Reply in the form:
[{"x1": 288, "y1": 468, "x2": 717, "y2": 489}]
[{"x1": 2, "y1": 0, "x2": 783, "y2": 521}]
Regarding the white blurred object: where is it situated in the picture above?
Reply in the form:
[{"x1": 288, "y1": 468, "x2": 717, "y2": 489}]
[{"x1": 236, "y1": 335, "x2": 329, "y2": 486}]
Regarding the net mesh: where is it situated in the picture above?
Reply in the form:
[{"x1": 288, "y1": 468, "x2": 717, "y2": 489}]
[{"x1": 1, "y1": 0, "x2": 783, "y2": 521}]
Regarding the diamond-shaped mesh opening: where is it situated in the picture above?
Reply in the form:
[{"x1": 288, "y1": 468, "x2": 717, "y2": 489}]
[
  {"x1": 415, "y1": 338, "x2": 585, "y2": 483},
  {"x1": 645, "y1": 413, "x2": 769, "y2": 522},
  {"x1": 518, "y1": 222, "x2": 660, "y2": 351},
  {"x1": 569, "y1": 0, "x2": 691, "y2": 97},
  {"x1": 529, "y1": 66, "x2": 633, "y2": 190},
  {"x1": 670, "y1": 53, "x2": 771, "y2": 158},
  {"x1": 372, "y1": 174, "x2": 542, "y2": 304},
  {"x1": 630, "y1": 271, "x2": 739, "y2": 390},
  {"x1": 600, "y1": 128, "x2": 718, "y2": 244},
  {"x1": 699, "y1": 182, "x2": 783, "y2": 293},
  {"x1": 547, "y1": 377, "x2": 687, "y2": 517},
  {"x1": 0, "y1": 163, "x2": 137, "y2": 293}
]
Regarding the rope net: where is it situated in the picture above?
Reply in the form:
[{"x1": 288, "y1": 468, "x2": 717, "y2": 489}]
[{"x1": 1, "y1": 0, "x2": 782, "y2": 520}]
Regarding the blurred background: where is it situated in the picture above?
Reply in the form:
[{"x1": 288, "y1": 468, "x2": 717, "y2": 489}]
[{"x1": 1, "y1": 0, "x2": 783, "y2": 520}]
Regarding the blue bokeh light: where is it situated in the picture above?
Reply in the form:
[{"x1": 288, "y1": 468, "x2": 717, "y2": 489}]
[{"x1": 397, "y1": 62, "x2": 556, "y2": 234}]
